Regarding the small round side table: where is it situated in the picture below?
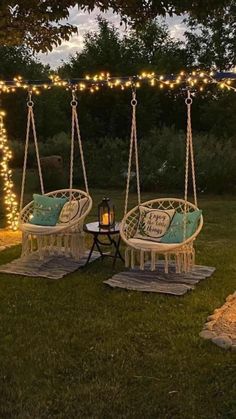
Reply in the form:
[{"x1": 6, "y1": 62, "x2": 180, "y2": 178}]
[{"x1": 83, "y1": 222, "x2": 124, "y2": 267}]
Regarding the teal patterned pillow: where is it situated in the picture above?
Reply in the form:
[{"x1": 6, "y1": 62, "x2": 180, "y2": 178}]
[
  {"x1": 160, "y1": 210, "x2": 202, "y2": 243},
  {"x1": 30, "y1": 194, "x2": 68, "y2": 226}
]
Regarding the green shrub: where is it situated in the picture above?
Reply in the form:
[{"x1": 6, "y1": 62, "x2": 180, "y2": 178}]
[{"x1": 8, "y1": 128, "x2": 236, "y2": 195}]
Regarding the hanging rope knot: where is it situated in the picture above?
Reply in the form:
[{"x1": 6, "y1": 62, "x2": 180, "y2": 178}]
[
  {"x1": 185, "y1": 90, "x2": 193, "y2": 106},
  {"x1": 27, "y1": 90, "x2": 34, "y2": 108},
  {"x1": 131, "y1": 89, "x2": 137, "y2": 107},
  {"x1": 71, "y1": 90, "x2": 78, "y2": 107}
]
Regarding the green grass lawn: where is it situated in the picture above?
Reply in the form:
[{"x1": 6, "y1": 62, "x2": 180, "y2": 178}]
[{"x1": 0, "y1": 189, "x2": 236, "y2": 418}]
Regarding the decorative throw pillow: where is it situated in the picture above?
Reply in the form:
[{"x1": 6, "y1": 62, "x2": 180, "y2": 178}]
[
  {"x1": 59, "y1": 197, "x2": 88, "y2": 224},
  {"x1": 160, "y1": 210, "x2": 202, "y2": 243},
  {"x1": 30, "y1": 194, "x2": 68, "y2": 226},
  {"x1": 134, "y1": 206, "x2": 175, "y2": 242},
  {"x1": 59, "y1": 200, "x2": 79, "y2": 224},
  {"x1": 77, "y1": 197, "x2": 89, "y2": 217}
]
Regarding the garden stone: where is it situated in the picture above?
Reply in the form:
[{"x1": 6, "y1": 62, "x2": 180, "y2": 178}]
[
  {"x1": 199, "y1": 330, "x2": 216, "y2": 340},
  {"x1": 201, "y1": 293, "x2": 236, "y2": 350},
  {"x1": 226, "y1": 294, "x2": 235, "y2": 302},
  {"x1": 212, "y1": 336, "x2": 232, "y2": 350},
  {"x1": 207, "y1": 314, "x2": 217, "y2": 321},
  {"x1": 205, "y1": 321, "x2": 215, "y2": 330}
]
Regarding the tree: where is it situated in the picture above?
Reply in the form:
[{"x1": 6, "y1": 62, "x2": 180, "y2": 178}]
[
  {"x1": 0, "y1": 0, "x2": 233, "y2": 52},
  {"x1": 59, "y1": 18, "x2": 189, "y2": 140},
  {"x1": 0, "y1": 46, "x2": 51, "y2": 140},
  {"x1": 59, "y1": 17, "x2": 123, "y2": 76},
  {"x1": 59, "y1": 17, "x2": 187, "y2": 76},
  {"x1": 0, "y1": 46, "x2": 49, "y2": 79},
  {"x1": 122, "y1": 20, "x2": 188, "y2": 74},
  {"x1": 185, "y1": 0, "x2": 236, "y2": 70}
]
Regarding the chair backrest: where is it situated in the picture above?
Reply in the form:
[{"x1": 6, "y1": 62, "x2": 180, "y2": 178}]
[
  {"x1": 120, "y1": 198, "x2": 203, "y2": 242},
  {"x1": 19, "y1": 189, "x2": 92, "y2": 225}
]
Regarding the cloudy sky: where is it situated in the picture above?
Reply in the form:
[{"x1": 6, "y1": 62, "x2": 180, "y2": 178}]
[{"x1": 38, "y1": 6, "x2": 186, "y2": 69}]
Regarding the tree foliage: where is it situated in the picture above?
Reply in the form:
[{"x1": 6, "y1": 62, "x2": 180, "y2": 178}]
[
  {"x1": 0, "y1": 46, "x2": 49, "y2": 79},
  {"x1": 59, "y1": 17, "x2": 187, "y2": 76},
  {"x1": 0, "y1": 0, "x2": 234, "y2": 52},
  {"x1": 185, "y1": 0, "x2": 236, "y2": 70}
]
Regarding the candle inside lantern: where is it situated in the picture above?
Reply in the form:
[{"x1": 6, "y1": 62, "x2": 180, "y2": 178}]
[
  {"x1": 102, "y1": 212, "x2": 109, "y2": 225},
  {"x1": 98, "y1": 197, "x2": 115, "y2": 228}
]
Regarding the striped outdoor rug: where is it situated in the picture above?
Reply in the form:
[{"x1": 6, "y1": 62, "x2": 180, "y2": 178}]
[
  {"x1": 0, "y1": 251, "x2": 100, "y2": 279},
  {"x1": 104, "y1": 262, "x2": 215, "y2": 295}
]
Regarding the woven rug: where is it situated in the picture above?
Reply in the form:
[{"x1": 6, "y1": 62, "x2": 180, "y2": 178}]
[
  {"x1": 104, "y1": 262, "x2": 215, "y2": 295},
  {"x1": 0, "y1": 251, "x2": 101, "y2": 279},
  {"x1": 200, "y1": 292, "x2": 236, "y2": 350}
]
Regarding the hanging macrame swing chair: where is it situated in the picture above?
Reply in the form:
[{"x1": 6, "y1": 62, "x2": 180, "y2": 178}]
[
  {"x1": 19, "y1": 90, "x2": 92, "y2": 260},
  {"x1": 120, "y1": 90, "x2": 203, "y2": 274}
]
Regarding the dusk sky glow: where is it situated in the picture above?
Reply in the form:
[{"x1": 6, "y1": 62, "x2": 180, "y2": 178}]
[{"x1": 37, "y1": 7, "x2": 186, "y2": 69}]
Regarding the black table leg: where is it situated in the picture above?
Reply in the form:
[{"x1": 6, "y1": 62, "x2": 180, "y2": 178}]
[
  {"x1": 94, "y1": 235, "x2": 105, "y2": 259},
  {"x1": 108, "y1": 234, "x2": 124, "y2": 268},
  {"x1": 84, "y1": 235, "x2": 97, "y2": 266},
  {"x1": 84, "y1": 233, "x2": 104, "y2": 266},
  {"x1": 83, "y1": 227, "x2": 124, "y2": 268}
]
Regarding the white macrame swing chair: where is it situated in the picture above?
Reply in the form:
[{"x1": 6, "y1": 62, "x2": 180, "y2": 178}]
[
  {"x1": 19, "y1": 89, "x2": 92, "y2": 260},
  {"x1": 120, "y1": 89, "x2": 203, "y2": 274}
]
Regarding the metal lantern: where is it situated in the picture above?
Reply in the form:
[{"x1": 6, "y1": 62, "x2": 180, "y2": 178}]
[{"x1": 98, "y1": 197, "x2": 115, "y2": 229}]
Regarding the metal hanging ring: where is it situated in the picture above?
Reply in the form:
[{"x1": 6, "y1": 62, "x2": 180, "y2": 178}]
[
  {"x1": 70, "y1": 99, "x2": 78, "y2": 107},
  {"x1": 131, "y1": 86, "x2": 137, "y2": 106},
  {"x1": 131, "y1": 98, "x2": 137, "y2": 106},
  {"x1": 185, "y1": 97, "x2": 193, "y2": 105},
  {"x1": 27, "y1": 90, "x2": 34, "y2": 107}
]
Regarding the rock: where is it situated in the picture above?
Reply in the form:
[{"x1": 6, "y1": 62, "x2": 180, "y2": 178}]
[
  {"x1": 212, "y1": 336, "x2": 232, "y2": 349},
  {"x1": 199, "y1": 330, "x2": 216, "y2": 340},
  {"x1": 207, "y1": 314, "x2": 216, "y2": 321},
  {"x1": 205, "y1": 321, "x2": 215, "y2": 330},
  {"x1": 213, "y1": 308, "x2": 221, "y2": 315},
  {"x1": 226, "y1": 294, "x2": 234, "y2": 302},
  {"x1": 0, "y1": 246, "x2": 6, "y2": 251}
]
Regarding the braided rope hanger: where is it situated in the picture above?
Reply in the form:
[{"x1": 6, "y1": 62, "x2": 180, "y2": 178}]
[
  {"x1": 184, "y1": 90, "x2": 198, "y2": 208},
  {"x1": 183, "y1": 90, "x2": 198, "y2": 239},
  {"x1": 124, "y1": 89, "x2": 141, "y2": 215},
  {"x1": 124, "y1": 89, "x2": 197, "y2": 216},
  {"x1": 70, "y1": 90, "x2": 89, "y2": 199},
  {"x1": 20, "y1": 91, "x2": 44, "y2": 213}
]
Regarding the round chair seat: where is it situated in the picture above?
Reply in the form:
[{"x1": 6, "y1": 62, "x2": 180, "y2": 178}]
[
  {"x1": 121, "y1": 197, "x2": 203, "y2": 248},
  {"x1": 19, "y1": 189, "x2": 92, "y2": 232},
  {"x1": 120, "y1": 197, "x2": 203, "y2": 273},
  {"x1": 19, "y1": 189, "x2": 92, "y2": 260},
  {"x1": 20, "y1": 223, "x2": 68, "y2": 235},
  {"x1": 128, "y1": 238, "x2": 184, "y2": 252}
]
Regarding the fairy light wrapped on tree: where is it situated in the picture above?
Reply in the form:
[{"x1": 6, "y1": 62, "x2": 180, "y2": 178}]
[{"x1": 0, "y1": 111, "x2": 18, "y2": 231}]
